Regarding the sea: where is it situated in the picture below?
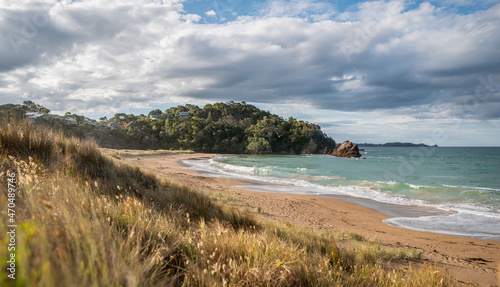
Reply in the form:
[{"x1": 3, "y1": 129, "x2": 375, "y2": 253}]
[{"x1": 181, "y1": 147, "x2": 500, "y2": 240}]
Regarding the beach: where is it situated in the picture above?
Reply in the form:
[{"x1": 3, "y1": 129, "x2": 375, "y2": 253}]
[{"x1": 125, "y1": 152, "x2": 500, "y2": 286}]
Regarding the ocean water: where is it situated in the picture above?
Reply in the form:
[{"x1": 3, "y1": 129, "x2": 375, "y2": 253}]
[{"x1": 182, "y1": 147, "x2": 500, "y2": 240}]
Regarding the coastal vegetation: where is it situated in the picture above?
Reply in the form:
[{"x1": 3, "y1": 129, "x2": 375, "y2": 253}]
[
  {"x1": 1, "y1": 102, "x2": 336, "y2": 154},
  {"x1": 0, "y1": 114, "x2": 454, "y2": 286}
]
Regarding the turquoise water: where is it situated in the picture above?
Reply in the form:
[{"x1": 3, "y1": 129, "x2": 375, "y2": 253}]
[{"x1": 183, "y1": 147, "x2": 500, "y2": 240}]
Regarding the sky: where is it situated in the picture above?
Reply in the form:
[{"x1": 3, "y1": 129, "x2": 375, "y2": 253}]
[{"x1": 1, "y1": 0, "x2": 499, "y2": 146}]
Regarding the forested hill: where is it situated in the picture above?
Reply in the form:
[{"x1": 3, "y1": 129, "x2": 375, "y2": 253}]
[
  {"x1": 129, "y1": 102, "x2": 336, "y2": 154},
  {"x1": 1, "y1": 101, "x2": 337, "y2": 154}
]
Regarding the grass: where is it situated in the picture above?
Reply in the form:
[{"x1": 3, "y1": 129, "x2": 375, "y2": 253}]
[
  {"x1": 0, "y1": 118, "x2": 454, "y2": 286},
  {"x1": 347, "y1": 231, "x2": 365, "y2": 241},
  {"x1": 100, "y1": 148, "x2": 195, "y2": 160},
  {"x1": 385, "y1": 247, "x2": 423, "y2": 262}
]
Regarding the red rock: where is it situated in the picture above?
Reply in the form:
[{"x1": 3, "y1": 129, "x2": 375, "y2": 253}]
[{"x1": 329, "y1": 141, "x2": 361, "y2": 158}]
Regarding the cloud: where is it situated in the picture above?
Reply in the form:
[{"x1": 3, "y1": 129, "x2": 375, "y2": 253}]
[
  {"x1": 205, "y1": 10, "x2": 217, "y2": 16},
  {"x1": 0, "y1": 0, "x2": 499, "y2": 126},
  {"x1": 256, "y1": 0, "x2": 336, "y2": 21},
  {"x1": 0, "y1": 0, "x2": 188, "y2": 112},
  {"x1": 435, "y1": 0, "x2": 498, "y2": 8}
]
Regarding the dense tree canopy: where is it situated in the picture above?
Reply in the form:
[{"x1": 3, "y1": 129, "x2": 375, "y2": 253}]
[{"x1": 127, "y1": 102, "x2": 336, "y2": 154}]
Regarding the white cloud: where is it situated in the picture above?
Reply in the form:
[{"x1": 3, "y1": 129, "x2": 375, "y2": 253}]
[
  {"x1": 205, "y1": 10, "x2": 216, "y2": 16},
  {"x1": 0, "y1": 0, "x2": 499, "y2": 144}
]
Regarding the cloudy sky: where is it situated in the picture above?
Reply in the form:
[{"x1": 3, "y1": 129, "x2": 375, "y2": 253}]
[{"x1": 1, "y1": 0, "x2": 499, "y2": 146}]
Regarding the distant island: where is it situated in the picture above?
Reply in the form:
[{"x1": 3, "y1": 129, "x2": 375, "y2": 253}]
[{"x1": 359, "y1": 142, "x2": 438, "y2": 148}]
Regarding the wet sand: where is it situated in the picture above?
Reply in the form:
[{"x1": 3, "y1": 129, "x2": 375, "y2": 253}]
[{"x1": 124, "y1": 152, "x2": 500, "y2": 286}]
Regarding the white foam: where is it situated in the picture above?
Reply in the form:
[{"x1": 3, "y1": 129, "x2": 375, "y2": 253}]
[
  {"x1": 408, "y1": 184, "x2": 430, "y2": 189},
  {"x1": 183, "y1": 157, "x2": 431, "y2": 207},
  {"x1": 185, "y1": 157, "x2": 318, "y2": 188},
  {"x1": 384, "y1": 212, "x2": 500, "y2": 240},
  {"x1": 376, "y1": 181, "x2": 431, "y2": 190},
  {"x1": 443, "y1": 184, "x2": 500, "y2": 192},
  {"x1": 182, "y1": 156, "x2": 500, "y2": 240}
]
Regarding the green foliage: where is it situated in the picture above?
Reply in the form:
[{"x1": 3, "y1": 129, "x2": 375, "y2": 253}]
[
  {"x1": 148, "y1": 109, "x2": 163, "y2": 119},
  {"x1": 22, "y1": 100, "x2": 37, "y2": 111},
  {"x1": 246, "y1": 136, "x2": 271, "y2": 154},
  {"x1": 159, "y1": 102, "x2": 336, "y2": 154},
  {"x1": 22, "y1": 100, "x2": 50, "y2": 113},
  {"x1": 1, "y1": 101, "x2": 336, "y2": 154},
  {"x1": 49, "y1": 119, "x2": 136, "y2": 149},
  {"x1": 0, "y1": 104, "x2": 25, "y2": 121},
  {"x1": 109, "y1": 113, "x2": 137, "y2": 123}
]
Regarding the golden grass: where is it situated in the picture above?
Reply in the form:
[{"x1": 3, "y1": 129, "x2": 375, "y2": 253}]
[
  {"x1": 0, "y1": 119, "x2": 454, "y2": 286},
  {"x1": 100, "y1": 148, "x2": 195, "y2": 160}
]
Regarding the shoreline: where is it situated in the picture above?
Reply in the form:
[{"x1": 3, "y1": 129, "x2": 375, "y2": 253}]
[
  {"x1": 123, "y1": 151, "x2": 500, "y2": 286},
  {"x1": 182, "y1": 155, "x2": 500, "y2": 241}
]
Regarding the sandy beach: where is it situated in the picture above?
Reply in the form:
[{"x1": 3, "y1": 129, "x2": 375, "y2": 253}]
[{"x1": 124, "y1": 152, "x2": 499, "y2": 286}]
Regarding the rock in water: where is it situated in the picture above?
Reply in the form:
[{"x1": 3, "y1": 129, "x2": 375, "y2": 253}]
[{"x1": 329, "y1": 141, "x2": 361, "y2": 158}]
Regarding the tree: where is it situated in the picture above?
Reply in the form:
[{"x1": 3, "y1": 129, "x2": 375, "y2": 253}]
[
  {"x1": 21, "y1": 101, "x2": 49, "y2": 113},
  {"x1": 207, "y1": 111, "x2": 213, "y2": 122},
  {"x1": 22, "y1": 100, "x2": 37, "y2": 111},
  {"x1": 246, "y1": 137, "x2": 271, "y2": 154},
  {"x1": 71, "y1": 114, "x2": 84, "y2": 125},
  {"x1": 124, "y1": 114, "x2": 138, "y2": 123},
  {"x1": 111, "y1": 113, "x2": 127, "y2": 122},
  {"x1": 148, "y1": 109, "x2": 163, "y2": 119},
  {"x1": 38, "y1": 107, "x2": 50, "y2": 114},
  {"x1": 99, "y1": 116, "x2": 107, "y2": 122}
]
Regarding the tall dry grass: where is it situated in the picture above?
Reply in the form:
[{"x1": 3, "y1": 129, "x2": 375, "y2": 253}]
[{"x1": 0, "y1": 119, "x2": 454, "y2": 286}]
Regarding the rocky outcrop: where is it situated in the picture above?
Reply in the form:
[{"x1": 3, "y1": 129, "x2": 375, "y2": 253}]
[{"x1": 329, "y1": 141, "x2": 361, "y2": 158}]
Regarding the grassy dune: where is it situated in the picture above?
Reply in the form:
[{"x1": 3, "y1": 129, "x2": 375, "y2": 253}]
[{"x1": 0, "y1": 119, "x2": 453, "y2": 286}]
